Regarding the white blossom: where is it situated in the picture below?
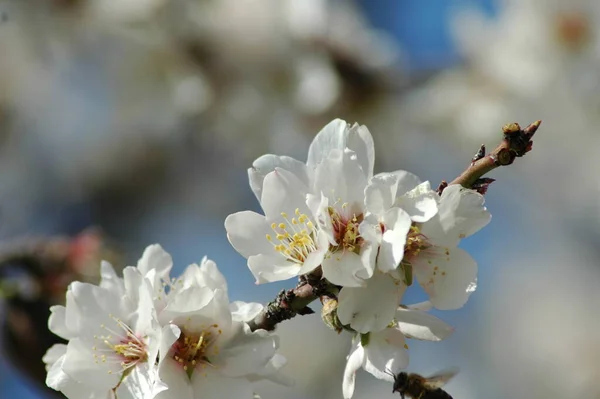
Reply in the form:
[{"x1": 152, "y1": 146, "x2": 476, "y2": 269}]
[
  {"x1": 153, "y1": 256, "x2": 287, "y2": 399},
  {"x1": 336, "y1": 171, "x2": 438, "y2": 333},
  {"x1": 404, "y1": 184, "x2": 491, "y2": 309},
  {"x1": 44, "y1": 262, "x2": 164, "y2": 399},
  {"x1": 342, "y1": 303, "x2": 454, "y2": 399},
  {"x1": 225, "y1": 119, "x2": 375, "y2": 285}
]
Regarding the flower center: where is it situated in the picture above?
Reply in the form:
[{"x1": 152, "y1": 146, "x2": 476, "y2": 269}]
[
  {"x1": 172, "y1": 324, "x2": 222, "y2": 378},
  {"x1": 267, "y1": 209, "x2": 319, "y2": 263},
  {"x1": 328, "y1": 204, "x2": 364, "y2": 255},
  {"x1": 92, "y1": 314, "x2": 148, "y2": 375},
  {"x1": 403, "y1": 225, "x2": 430, "y2": 261}
]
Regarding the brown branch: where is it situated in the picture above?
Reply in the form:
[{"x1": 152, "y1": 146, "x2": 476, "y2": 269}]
[
  {"x1": 446, "y1": 120, "x2": 542, "y2": 192},
  {"x1": 247, "y1": 269, "x2": 337, "y2": 332}
]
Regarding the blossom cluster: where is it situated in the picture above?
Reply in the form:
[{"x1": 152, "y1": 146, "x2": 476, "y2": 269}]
[
  {"x1": 45, "y1": 118, "x2": 491, "y2": 398},
  {"x1": 225, "y1": 119, "x2": 491, "y2": 397},
  {"x1": 43, "y1": 245, "x2": 288, "y2": 399}
]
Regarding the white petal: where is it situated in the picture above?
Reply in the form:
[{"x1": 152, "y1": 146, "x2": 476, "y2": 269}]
[
  {"x1": 396, "y1": 182, "x2": 439, "y2": 223},
  {"x1": 381, "y1": 170, "x2": 422, "y2": 197},
  {"x1": 117, "y1": 363, "x2": 166, "y2": 399},
  {"x1": 43, "y1": 344, "x2": 67, "y2": 370},
  {"x1": 378, "y1": 208, "x2": 412, "y2": 272},
  {"x1": 46, "y1": 353, "x2": 110, "y2": 399},
  {"x1": 225, "y1": 211, "x2": 276, "y2": 259},
  {"x1": 48, "y1": 306, "x2": 72, "y2": 340},
  {"x1": 248, "y1": 254, "x2": 302, "y2": 284},
  {"x1": 296, "y1": 229, "x2": 329, "y2": 276},
  {"x1": 230, "y1": 301, "x2": 263, "y2": 322},
  {"x1": 337, "y1": 272, "x2": 406, "y2": 333},
  {"x1": 45, "y1": 353, "x2": 70, "y2": 390},
  {"x1": 363, "y1": 329, "x2": 409, "y2": 378},
  {"x1": 364, "y1": 174, "x2": 398, "y2": 215},
  {"x1": 160, "y1": 286, "x2": 214, "y2": 322},
  {"x1": 358, "y1": 215, "x2": 382, "y2": 245},
  {"x1": 99, "y1": 260, "x2": 125, "y2": 294},
  {"x1": 260, "y1": 168, "x2": 311, "y2": 219},
  {"x1": 217, "y1": 325, "x2": 278, "y2": 377},
  {"x1": 313, "y1": 149, "x2": 367, "y2": 205},
  {"x1": 413, "y1": 247, "x2": 478, "y2": 310},
  {"x1": 137, "y1": 244, "x2": 173, "y2": 284},
  {"x1": 342, "y1": 340, "x2": 365, "y2": 399},
  {"x1": 248, "y1": 154, "x2": 309, "y2": 201},
  {"x1": 62, "y1": 338, "x2": 121, "y2": 390},
  {"x1": 395, "y1": 307, "x2": 454, "y2": 341},
  {"x1": 307, "y1": 119, "x2": 375, "y2": 178},
  {"x1": 156, "y1": 358, "x2": 193, "y2": 399},
  {"x1": 159, "y1": 324, "x2": 181, "y2": 363},
  {"x1": 425, "y1": 184, "x2": 491, "y2": 246},
  {"x1": 191, "y1": 368, "x2": 254, "y2": 399},
  {"x1": 321, "y1": 251, "x2": 371, "y2": 288},
  {"x1": 193, "y1": 257, "x2": 229, "y2": 292}
]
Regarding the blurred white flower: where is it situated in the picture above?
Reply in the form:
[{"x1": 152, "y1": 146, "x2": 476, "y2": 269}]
[{"x1": 342, "y1": 304, "x2": 454, "y2": 399}]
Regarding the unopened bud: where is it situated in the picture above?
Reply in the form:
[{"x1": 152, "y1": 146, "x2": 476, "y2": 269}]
[{"x1": 321, "y1": 296, "x2": 344, "y2": 334}]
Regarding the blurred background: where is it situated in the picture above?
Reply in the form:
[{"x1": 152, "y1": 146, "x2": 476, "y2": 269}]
[{"x1": 0, "y1": 0, "x2": 598, "y2": 398}]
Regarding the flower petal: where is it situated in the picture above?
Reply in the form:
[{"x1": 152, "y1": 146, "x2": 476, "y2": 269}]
[
  {"x1": 99, "y1": 260, "x2": 125, "y2": 294},
  {"x1": 62, "y1": 338, "x2": 122, "y2": 390},
  {"x1": 248, "y1": 254, "x2": 302, "y2": 284},
  {"x1": 230, "y1": 301, "x2": 263, "y2": 322},
  {"x1": 395, "y1": 307, "x2": 454, "y2": 341},
  {"x1": 364, "y1": 174, "x2": 398, "y2": 215},
  {"x1": 225, "y1": 211, "x2": 276, "y2": 259},
  {"x1": 342, "y1": 340, "x2": 365, "y2": 399},
  {"x1": 337, "y1": 272, "x2": 406, "y2": 333},
  {"x1": 378, "y1": 208, "x2": 412, "y2": 272},
  {"x1": 48, "y1": 306, "x2": 73, "y2": 340},
  {"x1": 363, "y1": 329, "x2": 409, "y2": 378},
  {"x1": 396, "y1": 182, "x2": 438, "y2": 223},
  {"x1": 248, "y1": 154, "x2": 310, "y2": 202},
  {"x1": 260, "y1": 168, "x2": 311, "y2": 219},
  {"x1": 156, "y1": 358, "x2": 193, "y2": 399},
  {"x1": 296, "y1": 229, "x2": 329, "y2": 275},
  {"x1": 313, "y1": 149, "x2": 367, "y2": 205},
  {"x1": 385, "y1": 170, "x2": 422, "y2": 197},
  {"x1": 43, "y1": 344, "x2": 67, "y2": 370},
  {"x1": 307, "y1": 119, "x2": 375, "y2": 179},
  {"x1": 118, "y1": 363, "x2": 167, "y2": 399},
  {"x1": 217, "y1": 324, "x2": 279, "y2": 377},
  {"x1": 424, "y1": 184, "x2": 491, "y2": 246},
  {"x1": 137, "y1": 244, "x2": 173, "y2": 279},
  {"x1": 413, "y1": 247, "x2": 478, "y2": 310},
  {"x1": 321, "y1": 251, "x2": 371, "y2": 288}
]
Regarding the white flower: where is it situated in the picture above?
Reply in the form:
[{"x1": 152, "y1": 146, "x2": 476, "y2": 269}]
[
  {"x1": 44, "y1": 262, "x2": 164, "y2": 399},
  {"x1": 226, "y1": 119, "x2": 374, "y2": 284},
  {"x1": 154, "y1": 258, "x2": 287, "y2": 399},
  {"x1": 404, "y1": 184, "x2": 491, "y2": 310},
  {"x1": 342, "y1": 304, "x2": 454, "y2": 399},
  {"x1": 336, "y1": 171, "x2": 438, "y2": 333}
]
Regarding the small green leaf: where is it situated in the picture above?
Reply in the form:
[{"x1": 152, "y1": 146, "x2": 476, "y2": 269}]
[{"x1": 400, "y1": 262, "x2": 413, "y2": 286}]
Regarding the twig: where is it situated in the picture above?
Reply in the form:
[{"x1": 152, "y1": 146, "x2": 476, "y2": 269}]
[
  {"x1": 247, "y1": 270, "x2": 333, "y2": 332},
  {"x1": 445, "y1": 120, "x2": 541, "y2": 192}
]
